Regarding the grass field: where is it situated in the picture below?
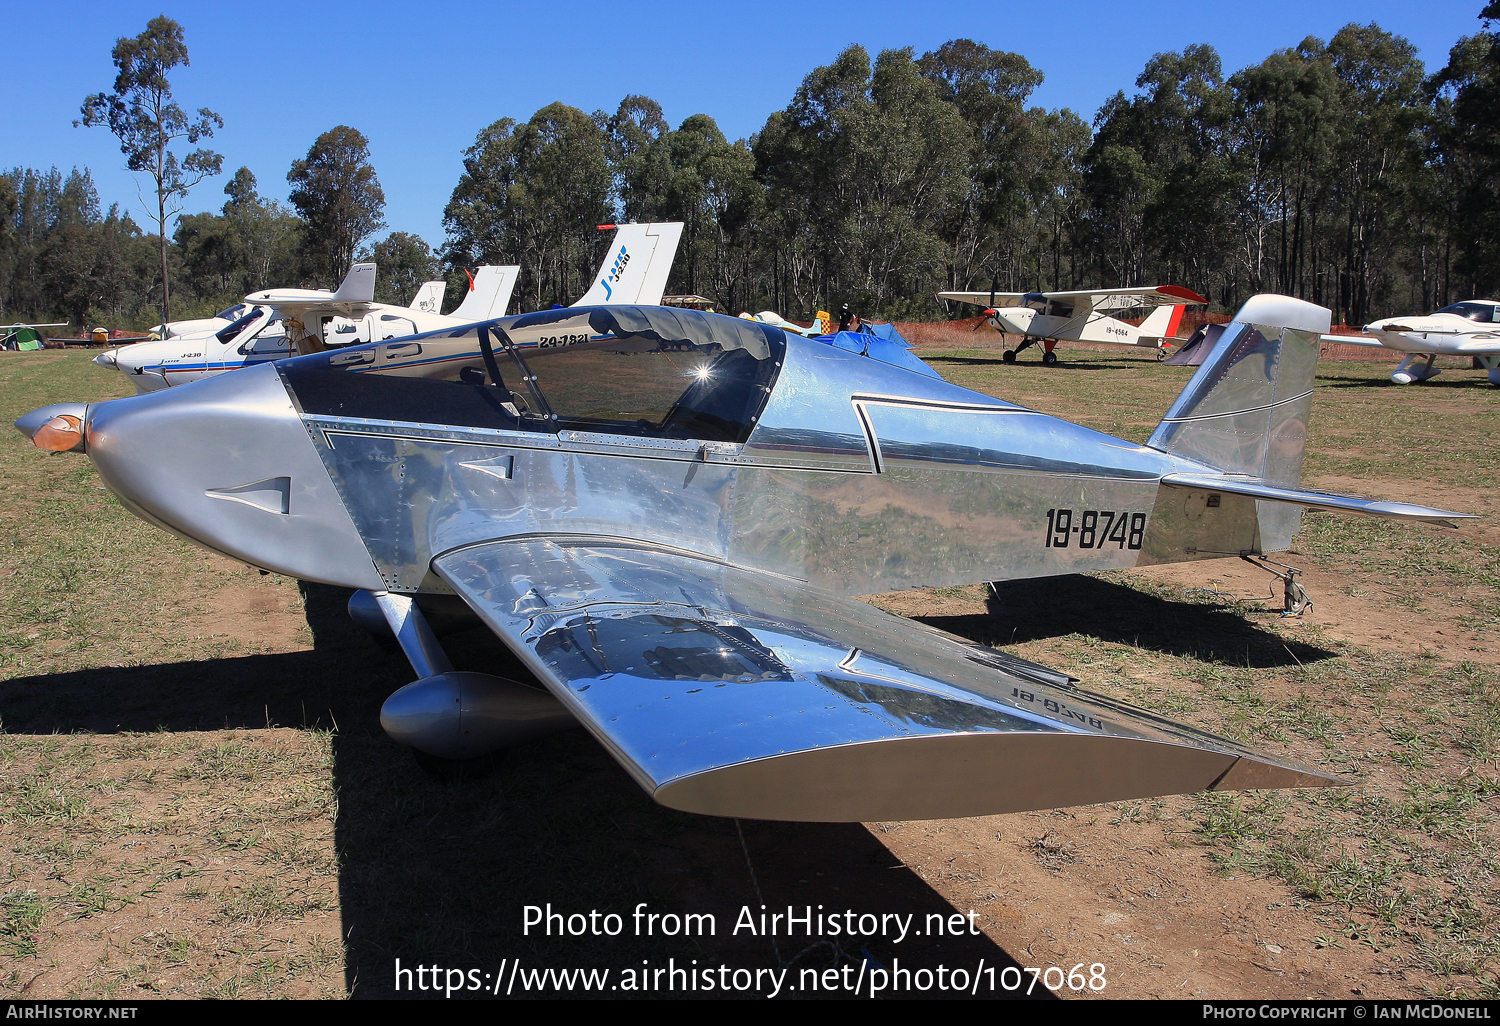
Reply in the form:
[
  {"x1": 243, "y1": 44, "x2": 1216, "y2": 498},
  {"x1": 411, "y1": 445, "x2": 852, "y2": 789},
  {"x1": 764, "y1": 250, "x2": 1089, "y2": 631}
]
[{"x1": 0, "y1": 343, "x2": 1497, "y2": 998}]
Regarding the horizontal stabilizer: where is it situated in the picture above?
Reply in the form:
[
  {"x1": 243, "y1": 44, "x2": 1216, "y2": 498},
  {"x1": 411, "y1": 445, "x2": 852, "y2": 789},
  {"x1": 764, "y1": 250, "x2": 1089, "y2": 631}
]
[
  {"x1": 435, "y1": 537, "x2": 1342, "y2": 822},
  {"x1": 1161, "y1": 473, "x2": 1474, "y2": 525}
]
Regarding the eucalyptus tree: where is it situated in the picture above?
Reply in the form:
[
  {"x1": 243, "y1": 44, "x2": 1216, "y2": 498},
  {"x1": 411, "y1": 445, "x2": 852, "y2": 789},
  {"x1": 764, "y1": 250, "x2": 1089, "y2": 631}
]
[
  {"x1": 1319, "y1": 25, "x2": 1428, "y2": 323},
  {"x1": 630, "y1": 113, "x2": 759, "y2": 311},
  {"x1": 1085, "y1": 45, "x2": 1238, "y2": 299},
  {"x1": 444, "y1": 103, "x2": 613, "y2": 310},
  {"x1": 359, "y1": 232, "x2": 439, "y2": 306},
  {"x1": 78, "y1": 15, "x2": 223, "y2": 324},
  {"x1": 288, "y1": 126, "x2": 387, "y2": 285},
  {"x1": 221, "y1": 168, "x2": 301, "y2": 293},
  {"x1": 1428, "y1": 1, "x2": 1500, "y2": 297},
  {"x1": 916, "y1": 39, "x2": 1047, "y2": 292},
  {"x1": 607, "y1": 95, "x2": 673, "y2": 223},
  {"x1": 1230, "y1": 43, "x2": 1340, "y2": 299},
  {"x1": 756, "y1": 45, "x2": 970, "y2": 316}
]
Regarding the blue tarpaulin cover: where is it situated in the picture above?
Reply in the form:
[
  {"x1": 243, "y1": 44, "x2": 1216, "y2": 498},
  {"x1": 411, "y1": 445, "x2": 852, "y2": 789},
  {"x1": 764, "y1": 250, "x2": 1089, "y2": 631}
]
[{"x1": 819, "y1": 323, "x2": 941, "y2": 378}]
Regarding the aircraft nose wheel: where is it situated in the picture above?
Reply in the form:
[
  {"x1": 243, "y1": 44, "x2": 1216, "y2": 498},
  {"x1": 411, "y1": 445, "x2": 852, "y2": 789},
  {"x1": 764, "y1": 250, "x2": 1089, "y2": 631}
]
[
  {"x1": 1042, "y1": 351, "x2": 1059, "y2": 366},
  {"x1": 1002, "y1": 350, "x2": 1016, "y2": 364}
]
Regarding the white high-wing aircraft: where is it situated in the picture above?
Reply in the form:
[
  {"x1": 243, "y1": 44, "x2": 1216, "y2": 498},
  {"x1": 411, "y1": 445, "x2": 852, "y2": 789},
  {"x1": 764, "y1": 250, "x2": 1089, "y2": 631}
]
[
  {"x1": 1323, "y1": 300, "x2": 1500, "y2": 385},
  {"x1": 96, "y1": 223, "x2": 685, "y2": 393},
  {"x1": 938, "y1": 285, "x2": 1206, "y2": 364}
]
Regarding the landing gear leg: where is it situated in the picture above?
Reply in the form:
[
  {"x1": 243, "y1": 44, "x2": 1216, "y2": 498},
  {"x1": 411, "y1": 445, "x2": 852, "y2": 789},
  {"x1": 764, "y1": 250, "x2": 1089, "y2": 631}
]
[
  {"x1": 1240, "y1": 554, "x2": 1312, "y2": 616},
  {"x1": 1391, "y1": 353, "x2": 1441, "y2": 385},
  {"x1": 1006, "y1": 338, "x2": 1037, "y2": 364},
  {"x1": 371, "y1": 591, "x2": 572, "y2": 762}
]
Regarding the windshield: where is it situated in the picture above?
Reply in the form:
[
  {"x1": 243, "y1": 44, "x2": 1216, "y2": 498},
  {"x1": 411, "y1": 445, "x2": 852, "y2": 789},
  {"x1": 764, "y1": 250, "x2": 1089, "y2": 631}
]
[
  {"x1": 214, "y1": 308, "x2": 267, "y2": 345},
  {"x1": 215, "y1": 303, "x2": 249, "y2": 321},
  {"x1": 1435, "y1": 302, "x2": 1500, "y2": 323},
  {"x1": 278, "y1": 306, "x2": 786, "y2": 441}
]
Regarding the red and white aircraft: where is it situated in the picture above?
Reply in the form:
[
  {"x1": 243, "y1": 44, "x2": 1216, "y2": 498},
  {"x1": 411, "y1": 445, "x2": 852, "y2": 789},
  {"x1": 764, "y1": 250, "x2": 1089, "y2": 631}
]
[{"x1": 938, "y1": 285, "x2": 1206, "y2": 364}]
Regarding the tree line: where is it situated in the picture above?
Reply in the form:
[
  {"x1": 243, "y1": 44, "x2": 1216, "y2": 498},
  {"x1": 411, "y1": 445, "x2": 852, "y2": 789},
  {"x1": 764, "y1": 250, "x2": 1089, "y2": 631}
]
[{"x1": 2, "y1": 5, "x2": 1496, "y2": 330}]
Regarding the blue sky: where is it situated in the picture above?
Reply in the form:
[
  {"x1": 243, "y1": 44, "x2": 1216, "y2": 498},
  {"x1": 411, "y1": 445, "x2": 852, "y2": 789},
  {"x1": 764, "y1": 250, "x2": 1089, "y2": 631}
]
[{"x1": 0, "y1": 1, "x2": 1488, "y2": 251}]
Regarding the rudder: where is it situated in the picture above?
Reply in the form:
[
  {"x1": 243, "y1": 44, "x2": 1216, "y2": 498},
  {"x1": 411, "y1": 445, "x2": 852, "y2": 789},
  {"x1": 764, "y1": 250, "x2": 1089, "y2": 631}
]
[
  {"x1": 451, "y1": 266, "x2": 519, "y2": 321},
  {"x1": 1137, "y1": 303, "x2": 1184, "y2": 343},
  {"x1": 1146, "y1": 294, "x2": 1331, "y2": 550}
]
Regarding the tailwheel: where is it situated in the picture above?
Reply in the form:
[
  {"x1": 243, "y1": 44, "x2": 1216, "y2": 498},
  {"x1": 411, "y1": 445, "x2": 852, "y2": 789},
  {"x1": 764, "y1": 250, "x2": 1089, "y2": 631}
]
[
  {"x1": 1042, "y1": 351, "x2": 1059, "y2": 367},
  {"x1": 1002, "y1": 350, "x2": 1016, "y2": 364}
]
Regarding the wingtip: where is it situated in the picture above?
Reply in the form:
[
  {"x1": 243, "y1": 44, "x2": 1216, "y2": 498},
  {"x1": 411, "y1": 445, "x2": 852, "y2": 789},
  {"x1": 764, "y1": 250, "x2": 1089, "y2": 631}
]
[
  {"x1": 1213, "y1": 756, "x2": 1349, "y2": 792},
  {"x1": 1159, "y1": 284, "x2": 1208, "y2": 304}
]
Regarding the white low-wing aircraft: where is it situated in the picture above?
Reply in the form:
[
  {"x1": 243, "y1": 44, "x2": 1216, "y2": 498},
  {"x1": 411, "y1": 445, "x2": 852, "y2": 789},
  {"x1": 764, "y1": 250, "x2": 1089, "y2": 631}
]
[
  {"x1": 150, "y1": 304, "x2": 255, "y2": 340},
  {"x1": 1322, "y1": 300, "x2": 1500, "y2": 385},
  {"x1": 95, "y1": 266, "x2": 513, "y2": 394},
  {"x1": 938, "y1": 285, "x2": 1207, "y2": 364},
  {"x1": 151, "y1": 282, "x2": 449, "y2": 341},
  {"x1": 96, "y1": 222, "x2": 685, "y2": 393}
]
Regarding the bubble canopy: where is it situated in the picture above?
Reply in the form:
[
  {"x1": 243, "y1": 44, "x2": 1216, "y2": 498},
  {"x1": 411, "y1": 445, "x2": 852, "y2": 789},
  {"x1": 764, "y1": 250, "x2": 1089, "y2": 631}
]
[{"x1": 277, "y1": 306, "x2": 787, "y2": 443}]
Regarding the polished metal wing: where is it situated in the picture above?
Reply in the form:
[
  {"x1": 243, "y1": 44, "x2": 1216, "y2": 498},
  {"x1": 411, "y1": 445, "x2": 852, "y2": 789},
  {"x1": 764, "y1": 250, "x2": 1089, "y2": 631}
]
[{"x1": 434, "y1": 536, "x2": 1340, "y2": 822}]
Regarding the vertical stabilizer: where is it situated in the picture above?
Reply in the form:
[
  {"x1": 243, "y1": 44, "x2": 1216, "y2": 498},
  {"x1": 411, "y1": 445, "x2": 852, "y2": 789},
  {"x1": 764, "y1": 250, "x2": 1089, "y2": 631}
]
[
  {"x1": 409, "y1": 281, "x2": 446, "y2": 314},
  {"x1": 572, "y1": 223, "x2": 684, "y2": 306},
  {"x1": 1146, "y1": 294, "x2": 1330, "y2": 550},
  {"x1": 450, "y1": 266, "x2": 519, "y2": 322},
  {"x1": 1138, "y1": 303, "x2": 1184, "y2": 342},
  {"x1": 333, "y1": 263, "x2": 377, "y2": 303}
]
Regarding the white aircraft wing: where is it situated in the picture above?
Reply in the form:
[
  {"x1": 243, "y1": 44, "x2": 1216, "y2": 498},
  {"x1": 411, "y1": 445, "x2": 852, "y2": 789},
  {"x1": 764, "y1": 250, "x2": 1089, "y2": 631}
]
[
  {"x1": 246, "y1": 262, "x2": 378, "y2": 318},
  {"x1": 1455, "y1": 334, "x2": 1500, "y2": 353},
  {"x1": 432, "y1": 536, "x2": 1335, "y2": 821},
  {"x1": 1321, "y1": 330, "x2": 1500, "y2": 354},
  {"x1": 939, "y1": 285, "x2": 1206, "y2": 313},
  {"x1": 936, "y1": 290, "x2": 1031, "y2": 309},
  {"x1": 1319, "y1": 333, "x2": 1387, "y2": 348},
  {"x1": 572, "y1": 223, "x2": 684, "y2": 306}
]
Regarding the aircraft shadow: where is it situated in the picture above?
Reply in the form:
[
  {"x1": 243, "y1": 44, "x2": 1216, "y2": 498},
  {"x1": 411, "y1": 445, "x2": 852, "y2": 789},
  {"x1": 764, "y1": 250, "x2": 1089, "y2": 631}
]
[
  {"x1": 0, "y1": 583, "x2": 1041, "y2": 1001},
  {"x1": 1320, "y1": 376, "x2": 1496, "y2": 391},
  {"x1": 913, "y1": 574, "x2": 1334, "y2": 670}
]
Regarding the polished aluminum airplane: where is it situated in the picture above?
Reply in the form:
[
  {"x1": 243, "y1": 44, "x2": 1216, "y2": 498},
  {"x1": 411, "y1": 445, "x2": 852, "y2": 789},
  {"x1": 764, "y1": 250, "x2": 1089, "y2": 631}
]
[
  {"x1": 1325, "y1": 299, "x2": 1500, "y2": 385},
  {"x1": 16, "y1": 294, "x2": 1472, "y2": 822},
  {"x1": 93, "y1": 222, "x2": 685, "y2": 393},
  {"x1": 938, "y1": 285, "x2": 1206, "y2": 364}
]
